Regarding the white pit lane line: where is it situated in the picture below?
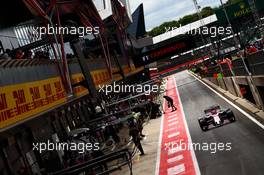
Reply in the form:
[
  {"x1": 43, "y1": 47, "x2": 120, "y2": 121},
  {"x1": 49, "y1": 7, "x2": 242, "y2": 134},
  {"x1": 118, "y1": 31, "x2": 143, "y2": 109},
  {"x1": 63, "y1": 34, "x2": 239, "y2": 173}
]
[
  {"x1": 173, "y1": 76, "x2": 201, "y2": 175},
  {"x1": 167, "y1": 155, "x2": 184, "y2": 164},
  {"x1": 155, "y1": 81, "x2": 166, "y2": 175},
  {"x1": 189, "y1": 72, "x2": 264, "y2": 130}
]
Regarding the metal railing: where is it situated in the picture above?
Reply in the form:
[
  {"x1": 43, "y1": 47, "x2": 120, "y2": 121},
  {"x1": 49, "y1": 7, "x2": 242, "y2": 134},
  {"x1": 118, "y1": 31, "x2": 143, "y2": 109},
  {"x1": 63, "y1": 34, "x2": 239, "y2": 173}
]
[{"x1": 50, "y1": 148, "x2": 133, "y2": 175}]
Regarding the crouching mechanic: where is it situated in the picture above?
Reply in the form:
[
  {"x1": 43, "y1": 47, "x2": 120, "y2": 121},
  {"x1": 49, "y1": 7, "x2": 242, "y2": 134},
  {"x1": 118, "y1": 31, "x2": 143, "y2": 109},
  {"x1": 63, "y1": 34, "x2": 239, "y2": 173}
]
[{"x1": 163, "y1": 95, "x2": 177, "y2": 112}]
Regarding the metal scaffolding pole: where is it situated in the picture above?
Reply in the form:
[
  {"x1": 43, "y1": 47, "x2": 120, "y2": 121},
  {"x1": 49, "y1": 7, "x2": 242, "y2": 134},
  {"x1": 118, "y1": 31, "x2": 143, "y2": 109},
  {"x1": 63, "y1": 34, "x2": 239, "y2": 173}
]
[
  {"x1": 247, "y1": 0, "x2": 263, "y2": 32},
  {"x1": 192, "y1": 0, "x2": 214, "y2": 58},
  {"x1": 219, "y1": 0, "x2": 251, "y2": 75},
  {"x1": 219, "y1": 0, "x2": 264, "y2": 108}
]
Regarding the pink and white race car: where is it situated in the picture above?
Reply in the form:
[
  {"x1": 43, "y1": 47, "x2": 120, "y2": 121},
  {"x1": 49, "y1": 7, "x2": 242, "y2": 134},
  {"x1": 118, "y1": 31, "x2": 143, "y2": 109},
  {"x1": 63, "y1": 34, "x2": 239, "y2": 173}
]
[{"x1": 198, "y1": 105, "x2": 236, "y2": 131}]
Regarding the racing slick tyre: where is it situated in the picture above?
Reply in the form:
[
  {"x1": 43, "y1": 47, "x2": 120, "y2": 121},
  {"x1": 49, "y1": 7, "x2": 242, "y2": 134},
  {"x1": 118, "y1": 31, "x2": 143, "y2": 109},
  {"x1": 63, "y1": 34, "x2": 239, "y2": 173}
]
[
  {"x1": 220, "y1": 119, "x2": 224, "y2": 125},
  {"x1": 201, "y1": 125, "x2": 208, "y2": 131},
  {"x1": 199, "y1": 123, "x2": 208, "y2": 131},
  {"x1": 227, "y1": 111, "x2": 236, "y2": 122},
  {"x1": 229, "y1": 115, "x2": 236, "y2": 122}
]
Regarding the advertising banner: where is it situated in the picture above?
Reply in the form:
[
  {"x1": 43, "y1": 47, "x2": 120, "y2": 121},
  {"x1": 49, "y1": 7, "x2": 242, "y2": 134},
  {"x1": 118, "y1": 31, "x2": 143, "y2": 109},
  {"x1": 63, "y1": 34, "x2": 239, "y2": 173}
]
[{"x1": 133, "y1": 36, "x2": 196, "y2": 67}]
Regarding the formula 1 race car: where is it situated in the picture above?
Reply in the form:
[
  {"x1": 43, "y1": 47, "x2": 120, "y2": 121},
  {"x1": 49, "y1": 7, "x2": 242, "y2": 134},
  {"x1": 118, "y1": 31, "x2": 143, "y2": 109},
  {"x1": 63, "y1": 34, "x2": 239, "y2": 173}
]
[{"x1": 198, "y1": 105, "x2": 236, "y2": 131}]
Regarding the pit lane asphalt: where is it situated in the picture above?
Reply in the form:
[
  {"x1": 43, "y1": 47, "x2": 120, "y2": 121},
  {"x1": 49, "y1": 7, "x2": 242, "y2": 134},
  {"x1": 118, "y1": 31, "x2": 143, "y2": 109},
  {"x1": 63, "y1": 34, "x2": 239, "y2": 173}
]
[{"x1": 174, "y1": 71, "x2": 264, "y2": 175}]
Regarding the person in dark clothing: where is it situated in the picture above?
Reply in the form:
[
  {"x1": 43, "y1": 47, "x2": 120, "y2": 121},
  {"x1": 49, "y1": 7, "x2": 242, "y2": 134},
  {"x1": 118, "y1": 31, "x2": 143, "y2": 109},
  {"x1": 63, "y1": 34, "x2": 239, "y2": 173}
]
[
  {"x1": 128, "y1": 122, "x2": 145, "y2": 155},
  {"x1": 105, "y1": 125, "x2": 120, "y2": 143},
  {"x1": 137, "y1": 116, "x2": 145, "y2": 138},
  {"x1": 163, "y1": 95, "x2": 177, "y2": 112}
]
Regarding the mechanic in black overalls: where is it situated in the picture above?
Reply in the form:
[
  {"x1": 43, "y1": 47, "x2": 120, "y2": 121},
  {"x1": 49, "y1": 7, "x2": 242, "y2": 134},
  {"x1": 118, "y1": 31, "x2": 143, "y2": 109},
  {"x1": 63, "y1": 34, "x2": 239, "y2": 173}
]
[
  {"x1": 163, "y1": 95, "x2": 177, "y2": 112},
  {"x1": 128, "y1": 120, "x2": 145, "y2": 156}
]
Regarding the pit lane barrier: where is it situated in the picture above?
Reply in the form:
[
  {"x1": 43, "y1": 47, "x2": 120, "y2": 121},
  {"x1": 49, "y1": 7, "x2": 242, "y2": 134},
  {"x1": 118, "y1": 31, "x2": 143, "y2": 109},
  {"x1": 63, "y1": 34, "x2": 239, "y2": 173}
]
[{"x1": 50, "y1": 148, "x2": 133, "y2": 175}]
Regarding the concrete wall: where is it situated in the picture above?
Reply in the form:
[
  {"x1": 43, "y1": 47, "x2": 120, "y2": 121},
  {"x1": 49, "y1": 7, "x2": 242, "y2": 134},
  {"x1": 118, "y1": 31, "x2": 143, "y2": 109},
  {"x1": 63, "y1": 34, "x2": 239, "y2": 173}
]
[
  {"x1": 205, "y1": 75, "x2": 264, "y2": 110},
  {"x1": 217, "y1": 79, "x2": 227, "y2": 90},
  {"x1": 223, "y1": 77, "x2": 238, "y2": 96}
]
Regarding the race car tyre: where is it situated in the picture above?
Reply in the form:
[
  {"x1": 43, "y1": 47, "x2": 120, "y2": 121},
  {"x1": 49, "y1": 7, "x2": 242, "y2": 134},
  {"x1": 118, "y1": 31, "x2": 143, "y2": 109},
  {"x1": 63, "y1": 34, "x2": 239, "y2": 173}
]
[
  {"x1": 229, "y1": 115, "x2": 236, "y2": 122},
  {"x1": 199, "y1": 119, "x2": 208, "y2": 131},
  {"x1": 227, "y1": 111, "x2": 236, "y2": 122},
  {"x1": 200, "y1": 124, "x2": 208, "y2": 131},
  {"x1": 220, "y1": 119, "x2": 224, "y2": 125}
]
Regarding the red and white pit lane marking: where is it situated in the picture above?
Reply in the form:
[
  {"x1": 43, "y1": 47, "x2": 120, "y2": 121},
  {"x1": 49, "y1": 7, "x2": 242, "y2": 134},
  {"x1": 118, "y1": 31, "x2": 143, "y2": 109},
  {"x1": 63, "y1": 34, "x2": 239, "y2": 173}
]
[{"x1": 156, "y1": 77, "x2": 200, "y2": 175}]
